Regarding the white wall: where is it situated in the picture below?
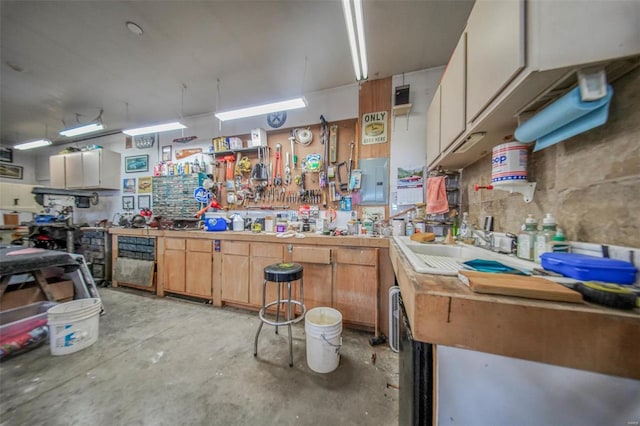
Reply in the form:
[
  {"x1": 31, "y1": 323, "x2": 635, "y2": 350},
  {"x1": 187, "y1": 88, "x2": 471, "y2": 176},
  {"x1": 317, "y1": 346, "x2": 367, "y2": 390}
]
[
  {"x1": 389, "y1": 67, "x2": 444, "y2": 216},
  {"x1": 8, "y1": 83, "x2": 359, "y2": 225}
]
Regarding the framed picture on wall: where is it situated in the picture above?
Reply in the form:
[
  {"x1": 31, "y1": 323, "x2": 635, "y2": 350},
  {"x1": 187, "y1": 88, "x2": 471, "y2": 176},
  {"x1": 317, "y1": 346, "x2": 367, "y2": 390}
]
[
  {"x1": 161, "y1": 145, "x2": 172, "y2": 162},
  {"x1": 137, "y1": 176, "x2": 152, "y2": 194},
  {"x1": 122, "y1": 195, "x2": 135, "y2": 210},
  {"x1": 125, "y1": 155, "x2": 149, "y2": 173},
  {"x1": 138, "y1": 194, "x2": 151, "y2": 210},
  {"x1": 0, "y1": 147, "x2": 13, "y2": 163},
  {"x1": 0, "y1": 164, "x2": 23, "y2": 179}
]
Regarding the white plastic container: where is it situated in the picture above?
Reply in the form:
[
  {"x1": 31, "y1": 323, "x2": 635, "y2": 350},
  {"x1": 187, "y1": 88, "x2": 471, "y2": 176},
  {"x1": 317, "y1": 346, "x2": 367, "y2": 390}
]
[
  {"x1": 47, "y1": 298, "x2": 101, "y2": 356},
  {"x1": 392, "y1": 218, "x2": 406, "y2": 236},
  {"x1": 305, "y1": 307, "x2": 342, "y2": 373}
]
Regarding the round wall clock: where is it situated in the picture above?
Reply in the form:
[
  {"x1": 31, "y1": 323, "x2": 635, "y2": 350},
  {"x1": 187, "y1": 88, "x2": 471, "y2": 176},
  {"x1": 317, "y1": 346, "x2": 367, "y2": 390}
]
[{"x1": 267, "y1": 111, "x2": 287, "y2": 128}]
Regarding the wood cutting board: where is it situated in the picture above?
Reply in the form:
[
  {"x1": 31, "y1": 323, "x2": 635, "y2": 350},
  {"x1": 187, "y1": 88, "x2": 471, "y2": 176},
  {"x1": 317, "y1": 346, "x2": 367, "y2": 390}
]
[{"x1": 459, "y1": 270, "x2": 583, "y2": 303}]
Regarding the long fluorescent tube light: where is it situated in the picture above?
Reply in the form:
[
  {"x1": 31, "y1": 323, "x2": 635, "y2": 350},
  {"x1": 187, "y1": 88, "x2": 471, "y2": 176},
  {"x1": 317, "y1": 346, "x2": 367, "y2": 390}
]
[
  {"x1": 342, "y1": 0, "x2": 361, "y2": 80},
  {"x1": 353, "y1": 0, "x2": 367, "y2": 80},
  {"x1": 59, "y1": 121, "x2": 105, "y2": 137},
  {"x1": 122, "y1": 121, "x2": 186, "y2": 136},
  {"x1": 215, "y1": 97, "x2": 307, "y2": 122},
  {"x1": 14, "y1": 139, "x2": 52, "y2": 150}
]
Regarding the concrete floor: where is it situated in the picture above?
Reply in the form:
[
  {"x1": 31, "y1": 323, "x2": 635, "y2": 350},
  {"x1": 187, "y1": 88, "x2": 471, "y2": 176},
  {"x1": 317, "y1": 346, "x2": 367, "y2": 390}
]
[{"x1": 0, "y1": 288, "x2": 399, "y2": 426}]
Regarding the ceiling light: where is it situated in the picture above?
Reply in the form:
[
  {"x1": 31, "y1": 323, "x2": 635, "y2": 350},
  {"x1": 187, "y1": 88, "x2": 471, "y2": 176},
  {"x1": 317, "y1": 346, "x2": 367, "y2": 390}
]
[
  {"x1": 126, "y1": 21, "x2": 143, "y2": 36},
  {"x1": 215, "y1": 97, "x2": 307, "y2": 122},
  {"x1": 122, "y1": 121, "x2": 186, "y2": 136},
  {"x1": 342, "y1": 0, "x2": 368, "y2": 81},
  {"x1": 14, "y1": 139, "x2": 52, "y2": 150},
  {"x1": 453, "y1": 132, "x2": 487, "y2": 153},
  {"x1": 59, "y1": 121, "x2": 105, "y2": 137}
]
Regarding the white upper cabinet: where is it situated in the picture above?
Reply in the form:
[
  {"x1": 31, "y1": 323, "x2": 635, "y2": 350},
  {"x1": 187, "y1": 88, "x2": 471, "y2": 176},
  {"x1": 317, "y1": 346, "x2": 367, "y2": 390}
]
[
  {"x1": 426, "y1": 86, "x2": 441, "y2": 168},
  {"x1": 49, "y1": 149, "x2": 121, "y2": 190},
  {"x1": 466, "y1": 0, "x2": 525, "y2": 124},
  {"x1": 426, "y1": 0, "x2": 640, "y2": 170},
  {"x1": 440, "y1": 34, "x2": 467, "y2": 153}
]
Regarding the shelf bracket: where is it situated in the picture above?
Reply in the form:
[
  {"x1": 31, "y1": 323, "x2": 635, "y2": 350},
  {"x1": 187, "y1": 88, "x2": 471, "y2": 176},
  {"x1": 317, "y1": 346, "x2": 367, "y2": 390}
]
[{"x1": 493, "y1": 181, "x2": 537, "y2": 203}]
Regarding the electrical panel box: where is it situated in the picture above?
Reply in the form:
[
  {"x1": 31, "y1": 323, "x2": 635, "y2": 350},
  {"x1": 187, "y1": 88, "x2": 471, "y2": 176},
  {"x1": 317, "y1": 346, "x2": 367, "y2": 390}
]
[{"x1": 359, "y1": 157, "x2": 389, "y2": 205}]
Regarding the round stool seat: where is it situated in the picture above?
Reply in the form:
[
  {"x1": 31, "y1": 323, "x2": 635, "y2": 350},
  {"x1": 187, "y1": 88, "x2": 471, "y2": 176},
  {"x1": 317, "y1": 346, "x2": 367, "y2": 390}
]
[{"x1": 264, "y1": 262, "x2": 303, "y2": 282}]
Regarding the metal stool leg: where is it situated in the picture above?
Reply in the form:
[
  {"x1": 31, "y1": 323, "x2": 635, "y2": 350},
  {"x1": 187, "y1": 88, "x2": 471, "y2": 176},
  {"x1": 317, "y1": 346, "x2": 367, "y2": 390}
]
[
  {"x1": 254, "y1": 278, "x2": 268, "y2": 356},
  {"x1": 275, "y1": 281, "x2": 281, "y2": 335},
  {"x1": 287, "y1": 281, "x2": 293, "y2": 367}
]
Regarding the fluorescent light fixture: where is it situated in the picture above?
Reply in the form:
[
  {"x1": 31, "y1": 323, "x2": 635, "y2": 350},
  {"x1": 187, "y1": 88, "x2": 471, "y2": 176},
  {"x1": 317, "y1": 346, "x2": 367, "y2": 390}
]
[
  {"x1": 342, "y1": 0, "x2": 368, "y2": 81},
  {"x1": 123, "y1": 121, "x2": 186, "y2": 136},
  {"x1": 14, "y1": 139, "x2": 52, "y2": 150},
  {"x1": 215, "y1": 97, "x2": 307, "y2": 122},
  {"x1": 453, "y1": 132, "x2": 487, "y2": 154},
  {"x1": 59, "y1": 121, "x2": 105, "y2": 137}
]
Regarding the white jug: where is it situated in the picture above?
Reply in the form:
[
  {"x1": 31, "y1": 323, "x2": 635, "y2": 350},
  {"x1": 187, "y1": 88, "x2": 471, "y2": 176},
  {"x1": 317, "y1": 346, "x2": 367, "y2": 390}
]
[{"x1": 231, "y1": 213, "x2": 244, "y2": 231}]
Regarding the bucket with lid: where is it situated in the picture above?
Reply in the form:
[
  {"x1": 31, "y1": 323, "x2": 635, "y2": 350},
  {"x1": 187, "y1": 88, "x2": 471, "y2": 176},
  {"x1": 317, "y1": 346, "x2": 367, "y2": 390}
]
[
  {"x1": 47, "y1": 298, "x2": 101, "y2": 356},
  {"x1": 305, "y1": 307, "x2": 342, "y2": 373}
]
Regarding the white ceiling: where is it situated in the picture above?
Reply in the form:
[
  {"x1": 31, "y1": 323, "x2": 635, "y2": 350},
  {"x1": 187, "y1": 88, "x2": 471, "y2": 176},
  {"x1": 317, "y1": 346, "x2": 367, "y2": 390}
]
[{"x1": 1, "y1": 0, "x2": 474, "y2": 148}]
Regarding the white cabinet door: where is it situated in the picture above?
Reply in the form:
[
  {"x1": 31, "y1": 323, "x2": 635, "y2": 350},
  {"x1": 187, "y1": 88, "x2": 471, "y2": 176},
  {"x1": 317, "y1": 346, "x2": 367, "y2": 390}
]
[
  {"x1": 82, "y1": 150, "x2": 101, "y2": 188},
  {"x1": 64, "y1": 152, "x2": 85, "y2": 188},
  {"x1": 49, "y1": 155, "x2": 66, "y2": 188},
  {"x1": 440, "y1": 33, "x2": 466, "y2": 153},
  {"x1": 466, "y1": 0, "x2": 525, "y2": 123},
  {"x1": 426, "y1": 86, "x2": 441, "y2": 168}
]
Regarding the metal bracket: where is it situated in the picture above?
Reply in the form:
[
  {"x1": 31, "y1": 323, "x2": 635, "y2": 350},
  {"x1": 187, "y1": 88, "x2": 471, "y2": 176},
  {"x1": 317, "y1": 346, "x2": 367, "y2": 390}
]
[{"x1": 492, "y1": 181, "x2": 537, "y2": 203}]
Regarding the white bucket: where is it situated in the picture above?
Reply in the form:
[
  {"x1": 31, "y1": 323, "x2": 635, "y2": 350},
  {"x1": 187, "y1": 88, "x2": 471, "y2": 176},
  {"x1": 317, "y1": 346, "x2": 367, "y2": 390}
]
[
  {"x1": 47, "y1": 298, "x2": 101, "y2": 356},
  {"x1": 305, "y1": 307, "x2": 342, "y2": 373},
  {"x1": 491, "y1": 142, "x2": 529, "y2": 184}
]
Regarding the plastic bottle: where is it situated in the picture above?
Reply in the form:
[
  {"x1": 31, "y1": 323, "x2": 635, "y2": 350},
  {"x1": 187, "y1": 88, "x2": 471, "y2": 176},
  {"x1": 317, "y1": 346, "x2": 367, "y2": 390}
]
[
  {"x1": 551, "y1": 228, "x2": 570, "y2": 253},
  {"x1": 517, "y1": 214, "x2": 538, "y2": 260},
  {"x1": 534, "y1": 213, "x2": 557, "y2": 262},
  {"x1": 405, "y1": 220, "x2": 415, "y2": 236},
  {"x1": 459, "y1": 212, "x2": 473, "y2": 240},
  {"x1": 363, "y1": 217, "x2": 374, "y2": 236}
]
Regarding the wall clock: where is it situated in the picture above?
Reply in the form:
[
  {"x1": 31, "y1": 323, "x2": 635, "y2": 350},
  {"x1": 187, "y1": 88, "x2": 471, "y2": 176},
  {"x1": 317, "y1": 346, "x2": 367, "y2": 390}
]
[{"x1": 267, "y1": 111, "x2": 287, "y2": 128}]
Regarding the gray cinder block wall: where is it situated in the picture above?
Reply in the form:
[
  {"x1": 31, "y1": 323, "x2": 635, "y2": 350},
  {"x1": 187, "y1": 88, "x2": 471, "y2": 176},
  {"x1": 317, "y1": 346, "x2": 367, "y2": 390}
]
[{"x1": 461, "y1": 67, "x2": 639, "y2": 248}]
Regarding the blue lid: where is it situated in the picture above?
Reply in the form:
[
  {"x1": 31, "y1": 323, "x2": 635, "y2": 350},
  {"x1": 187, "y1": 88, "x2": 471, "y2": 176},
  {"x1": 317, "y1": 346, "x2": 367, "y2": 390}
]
[{"x1": 540, "y1": 252, "x2": 637, "y2": 271}]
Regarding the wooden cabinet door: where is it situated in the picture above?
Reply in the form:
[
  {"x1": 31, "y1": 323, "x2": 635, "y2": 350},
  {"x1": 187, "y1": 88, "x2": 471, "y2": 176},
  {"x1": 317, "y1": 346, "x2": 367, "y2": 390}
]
[
  {"x1": 333, "y1": 264, "x2": 377, "y2": 327},
  {"x1": 440, "y1": 33, "x2": 467, "y2": 153},
  {"x1": 426, "y1": 86, "x2": 441, "y2": 168},
  {"x1": 333, "y1": 248, "x2": 378, "y2": 327},
  {"x1": 164, "y1": 249, "x2": 186, "y2": 293},
  {"x1": 466, "y1": 0, "x2": 525, "y2": 123},
  {"x1": 298, "y1": 263, "x2": 333, "y2": 312},
  {"x1": 221, "y1": 254, "x2": 249, "y2": 304},
  {"x1": 186, "y1": 251, "x2": 212, "y2": 297},
  {"x1": 249, "y1": 243, "x2": 284, "y2": 309},
  {"x1": 81, "y1": 150, "x2": 101, "y2": 188}
]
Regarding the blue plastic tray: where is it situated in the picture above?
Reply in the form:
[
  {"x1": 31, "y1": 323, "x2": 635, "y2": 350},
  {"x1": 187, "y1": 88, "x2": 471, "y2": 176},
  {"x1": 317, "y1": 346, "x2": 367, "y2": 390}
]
[{"x1": 540, "y1": 252, "x2": 637, "y2": 285}]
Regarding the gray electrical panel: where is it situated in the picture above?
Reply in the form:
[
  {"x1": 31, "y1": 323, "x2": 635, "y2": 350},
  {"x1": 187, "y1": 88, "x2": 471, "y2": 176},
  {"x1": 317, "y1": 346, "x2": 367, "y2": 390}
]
[{"x1": 358, "y1": 157, "x2": 389, "y2": 205}]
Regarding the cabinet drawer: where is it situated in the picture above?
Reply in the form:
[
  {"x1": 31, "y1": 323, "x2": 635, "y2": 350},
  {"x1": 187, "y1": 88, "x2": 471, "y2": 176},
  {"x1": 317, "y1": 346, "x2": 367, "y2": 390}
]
[
  {"x1": 251, "y1": 243, "x2": 282, "y2": 258},
  {"x1": 165, "y1": 238, "x2": 186, "y2": 250},
  {"x1": 223, "y1": 241, "x2": 249, "y2": 256},
  {"x1": 334, "y1": 248, "x2": 377, "y2": 266},
  {"x1": 292, "y1": 246, "x2": 331, "y2": 265},
  {"x1": 188, "y1": 239, "x2": 212, "y2": 253}
]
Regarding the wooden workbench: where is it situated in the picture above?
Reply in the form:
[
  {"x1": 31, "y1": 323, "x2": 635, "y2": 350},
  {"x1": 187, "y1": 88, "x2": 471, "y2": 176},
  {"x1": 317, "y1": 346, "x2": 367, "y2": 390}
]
[{"x1": 389, "y1": 238, "x2": 640, "y2": 380}]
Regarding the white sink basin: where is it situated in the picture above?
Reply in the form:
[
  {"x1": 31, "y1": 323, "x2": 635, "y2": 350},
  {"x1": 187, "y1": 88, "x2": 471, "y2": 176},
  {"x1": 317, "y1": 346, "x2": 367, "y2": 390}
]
[{"x1": 393, "y1": 236, "x2": 538, "y2": 275}]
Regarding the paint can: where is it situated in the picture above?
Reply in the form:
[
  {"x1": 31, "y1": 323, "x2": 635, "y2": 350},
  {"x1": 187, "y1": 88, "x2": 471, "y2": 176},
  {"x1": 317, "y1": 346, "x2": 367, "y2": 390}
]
[{"x1": 491, "y1": 142, "x2": 529, "y2": 184}]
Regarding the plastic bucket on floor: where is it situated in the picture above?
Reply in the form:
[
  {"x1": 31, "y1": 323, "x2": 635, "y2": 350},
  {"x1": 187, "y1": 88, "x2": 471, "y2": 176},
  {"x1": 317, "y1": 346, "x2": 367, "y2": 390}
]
[
  {"x1": 47, "y1": 298, "x2": 102, "y2": 356},
  {"x1": 305, "y1": 307, "x2": 342, "y2": 373}
]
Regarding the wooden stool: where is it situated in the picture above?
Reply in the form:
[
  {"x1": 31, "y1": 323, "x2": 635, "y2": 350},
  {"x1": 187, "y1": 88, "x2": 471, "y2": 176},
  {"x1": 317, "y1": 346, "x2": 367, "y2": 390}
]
[{"x1": 253, "y1": 262, "x2": 305, "y2": 367}]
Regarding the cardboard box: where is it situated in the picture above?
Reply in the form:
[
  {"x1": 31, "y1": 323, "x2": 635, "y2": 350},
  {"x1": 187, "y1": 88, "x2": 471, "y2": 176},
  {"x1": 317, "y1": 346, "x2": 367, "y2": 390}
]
[{"x1": 0, "y1": 280, "x2": 74, "y2": 311}]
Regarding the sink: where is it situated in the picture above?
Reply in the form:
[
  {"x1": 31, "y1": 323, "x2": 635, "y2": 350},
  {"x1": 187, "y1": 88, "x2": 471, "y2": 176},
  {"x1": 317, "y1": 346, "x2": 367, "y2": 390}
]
[{"x1": 393, "y1": 236, "x2": 537, "y2": 275}]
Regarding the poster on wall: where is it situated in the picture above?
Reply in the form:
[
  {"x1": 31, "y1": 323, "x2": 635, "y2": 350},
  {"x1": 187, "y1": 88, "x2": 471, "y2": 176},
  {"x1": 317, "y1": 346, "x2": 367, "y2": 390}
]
[
  {"x1": 137, "y1": 176, "x2": 152, "y2": 194},
  {"x1": 123, "y1": 178, "x2": 136, "y2": 193},
  {"x1": 396, "y1": 166, "x2": 424, "y2": 205},
  {"x1": 361, "y1": 111, "x2": 388, "y2": 145}
]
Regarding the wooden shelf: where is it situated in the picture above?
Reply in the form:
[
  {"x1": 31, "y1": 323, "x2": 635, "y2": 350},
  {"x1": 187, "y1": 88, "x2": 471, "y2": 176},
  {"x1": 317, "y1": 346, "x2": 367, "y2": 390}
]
[
  {"x1": 392, "y1": 103, "x2": 412, "y2": 117},
  {"x1": 207, "y1": 146, "x2": 266, "y2": 156}
]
